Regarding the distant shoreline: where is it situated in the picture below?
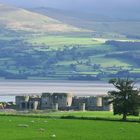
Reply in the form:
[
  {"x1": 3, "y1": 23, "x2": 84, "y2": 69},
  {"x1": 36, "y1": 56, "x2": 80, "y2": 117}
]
[
  {"x1": 0, "y1": 80, "x2": 139, "y2": 102},
  {"x1": 0, "y1": 79, "x2": 106, "y2": 83}
]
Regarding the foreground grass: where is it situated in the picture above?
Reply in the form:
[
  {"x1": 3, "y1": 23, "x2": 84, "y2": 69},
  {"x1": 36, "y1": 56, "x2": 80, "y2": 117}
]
[
  {"x1": 0, "y1": 115, "x2": 140, "y2": 140},
  {"x1": 1, "y1": 111, "x2": 140, "y2": 121}
]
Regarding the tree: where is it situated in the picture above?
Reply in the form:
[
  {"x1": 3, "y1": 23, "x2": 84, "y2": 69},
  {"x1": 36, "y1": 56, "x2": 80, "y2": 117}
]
[{"x1": 108, "y1": 78, "x2": 140, "y2": 121}]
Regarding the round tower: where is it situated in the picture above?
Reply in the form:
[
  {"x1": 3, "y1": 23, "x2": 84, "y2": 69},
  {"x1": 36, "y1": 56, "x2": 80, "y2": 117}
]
[{"x1": 96, "y1": 97, "x2": 102, "y2": 107}]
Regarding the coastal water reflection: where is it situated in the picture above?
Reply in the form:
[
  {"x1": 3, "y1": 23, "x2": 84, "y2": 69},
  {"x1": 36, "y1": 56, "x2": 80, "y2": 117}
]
[{"x1": 0, "y1": 80, "x2": 139, "y2": 102}]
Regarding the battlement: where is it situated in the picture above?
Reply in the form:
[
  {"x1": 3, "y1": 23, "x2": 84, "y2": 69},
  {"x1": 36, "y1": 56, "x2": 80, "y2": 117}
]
[{"x1": 15, "y1": 93, "x2": 113, "y2": 111}]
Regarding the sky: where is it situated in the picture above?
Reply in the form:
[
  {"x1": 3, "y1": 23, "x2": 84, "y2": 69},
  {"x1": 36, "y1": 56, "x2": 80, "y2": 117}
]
[
  {"x1": 0, "y1": 0, "x2": 139, "y2": 19},
  {"x1": 0, "y1": 0, "x2": 139, "y2": 9}
]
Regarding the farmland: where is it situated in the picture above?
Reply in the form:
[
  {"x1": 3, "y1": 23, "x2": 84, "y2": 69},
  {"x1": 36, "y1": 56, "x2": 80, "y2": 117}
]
[
  {"x1": 29, "y1": 36, "x2": 104, "y2": 47},
  {"x1": 0, "y1": 112, "x2": 140, "y2": 140},
  {"x1": 0, "y1": 4, "x2": 140, "y2": 81},
  {"x1": 1, "y1": 33, "x2": 140, "y2": 80}
]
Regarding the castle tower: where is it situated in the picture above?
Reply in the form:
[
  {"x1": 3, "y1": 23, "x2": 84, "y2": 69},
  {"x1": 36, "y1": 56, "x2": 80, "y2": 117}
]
[
  {"x1": 16, "y1": 96, "x2": 29, "y2": 110},
  {"x1": 79, "y1": 103, "x2": 86, "y2": 111},
  {"x1": 96, "y1": 97, "x2": 102, "y2": 107},
  {"x1": 52, "y1": 103, "x2": 59, "y2": 111}
]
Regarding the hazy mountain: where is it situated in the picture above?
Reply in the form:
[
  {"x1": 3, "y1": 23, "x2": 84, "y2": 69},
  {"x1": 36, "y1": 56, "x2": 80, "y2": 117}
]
[
  {"x1": 31, "y1": 7, "x2": 113, "y2": 22},
  {"x1": 0, "y1": 0, "x2": 140, "y2": 20},
  {"x1": 0, "y1": 3, "x2": 140, "y2": 38},
  {"x1": 29, "y1": 7, "x2": 140, "y2": 38},
  {"x1": 0, "y1": 4, "x2": 83, "y2": 33}
]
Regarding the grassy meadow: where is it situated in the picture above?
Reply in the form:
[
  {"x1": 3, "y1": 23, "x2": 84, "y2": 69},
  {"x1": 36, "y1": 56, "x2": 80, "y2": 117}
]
[
  {"x1": 14, "y1": 111, "x2": 140, "y2": 120},
  {"x1": 29, "y1": 36, "x2": 140, "y2": 48},
  {"x1": 29, "y1": 36, "x2": 105, "y2": 49},
  {"x1": 0, "y1": 112, "x2": 140, "y2": 140}
]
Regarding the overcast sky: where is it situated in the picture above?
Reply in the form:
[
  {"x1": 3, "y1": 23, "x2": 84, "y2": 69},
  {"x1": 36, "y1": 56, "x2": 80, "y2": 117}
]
[
  {"x1": 0, "y1": 0, "x2": 139, "y2": 19},
  {"x1": 0, "y1": 0, "x2": 139, "y2": 9}
]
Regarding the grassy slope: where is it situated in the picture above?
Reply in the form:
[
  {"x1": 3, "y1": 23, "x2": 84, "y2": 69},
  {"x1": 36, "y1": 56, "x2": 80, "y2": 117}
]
[
  {"x1": 0, "y1": 4, "x2": 84, "y2": 33},
  {"x1": 0, "y1": 114, "x2": 140, "y2": 140}
]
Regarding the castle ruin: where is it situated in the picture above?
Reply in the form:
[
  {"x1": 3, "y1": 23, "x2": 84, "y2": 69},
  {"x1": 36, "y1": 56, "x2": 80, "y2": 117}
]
[{"x1": 16, "y1": 93, "x2": 113, "y2": 111}]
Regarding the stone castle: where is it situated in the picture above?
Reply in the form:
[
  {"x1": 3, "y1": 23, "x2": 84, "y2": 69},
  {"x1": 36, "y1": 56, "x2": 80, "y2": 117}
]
[{"x1": 16, "y1": 93, "x2": 113, "y2": 111}]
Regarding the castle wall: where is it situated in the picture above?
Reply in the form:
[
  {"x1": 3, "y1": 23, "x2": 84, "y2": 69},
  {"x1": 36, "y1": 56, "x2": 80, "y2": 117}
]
[
  {"x1": 16, "y1": 95, "x2": 40, "y2": 110},
  {"x1": 16, "y1": 96, "x2": 29, "y2": 110},
  {"x1": 102, "y1": 97, "x2": 113, "y2": 111},
  {"x1": 41, "y1": 93, "x2": 73, "y2": 110},
  {"x1": 79, "y1": 103, "x2": 86, "y2": 111},
  {"x1": 15, "y1": 93, "x2": 113, "y2": 111}
]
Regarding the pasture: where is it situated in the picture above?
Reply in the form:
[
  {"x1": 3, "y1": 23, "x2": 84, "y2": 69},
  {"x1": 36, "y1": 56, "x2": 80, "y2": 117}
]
[
  {"x1": 0, "y1": 32, "x2": 140, "y2": 80},
  {"x1": 0, "y1": 112, "x2": 140, "y2": 140},
  {"x1": 29, "y1": 36, "x2": 104, "y2": 47},
  {"x1": 89, "y1": 56, "x2": 131, "y2": 68},
  {"x1": 29, "y1": 36, "x2": 140, "y2": 48}
]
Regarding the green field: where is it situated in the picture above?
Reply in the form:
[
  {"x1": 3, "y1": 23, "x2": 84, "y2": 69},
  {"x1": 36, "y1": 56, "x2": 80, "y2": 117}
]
[
  {"x1": 90, "y1": 56, "x2": 131, "y2": 68},
  {"x1": 29, "y1": 36, "x2": 104, "y2": 48},
  {"x1": 16, "y1": 111, "x2": 140, "y2": 120},
  {"x1": 0, "y1": 33, "x2": 140, "y2": 80},
  {"x1": 29, "y1": 36, "x2": 140, "y2": 49},
  {"x1": 1, "y1": 112, "x2": 140, "y2": 140}
]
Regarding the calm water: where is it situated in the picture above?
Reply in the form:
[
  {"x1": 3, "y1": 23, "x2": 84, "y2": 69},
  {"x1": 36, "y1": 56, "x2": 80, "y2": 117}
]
[{"x1": 0, "y1": 80, "x2": 139, "y2": 102}]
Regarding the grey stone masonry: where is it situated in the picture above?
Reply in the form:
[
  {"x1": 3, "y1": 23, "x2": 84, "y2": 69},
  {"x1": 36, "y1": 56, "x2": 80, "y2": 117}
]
[{"x1": 15, "y1": 93, "x2": 113, "y2": 111}]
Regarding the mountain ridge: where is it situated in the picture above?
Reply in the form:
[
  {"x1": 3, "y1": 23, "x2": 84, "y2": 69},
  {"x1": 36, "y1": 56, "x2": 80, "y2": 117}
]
[
  {"x1": 29, "y1": 7, "x2": 140, "y2": 38},
  {"x1": 0, "y1": 4, "x2": 86, "y2": 34}
]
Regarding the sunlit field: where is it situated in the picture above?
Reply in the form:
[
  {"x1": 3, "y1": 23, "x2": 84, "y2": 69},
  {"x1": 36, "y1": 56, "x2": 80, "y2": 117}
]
[
  {"x1": 29, "y1": 36, "x2": 104, "y2": 47},
  {"x1": 0, "y1": 113, "x2": 140, "y2": 140}
]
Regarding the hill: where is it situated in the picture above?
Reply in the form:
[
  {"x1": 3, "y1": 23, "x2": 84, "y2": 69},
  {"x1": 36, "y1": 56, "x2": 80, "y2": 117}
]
[
  {"x1": 1, "y1": 0, "x2": 140, "y2": 21},
  {"x1": 0, "y1": 4, "x2": 140, "y2": 81},
  {"x1": 31, "y1": 7, "x2": 140, "y2": 38},
  {"x1": 0, "y1": 4, "x2": 85, "y2": 33}
]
